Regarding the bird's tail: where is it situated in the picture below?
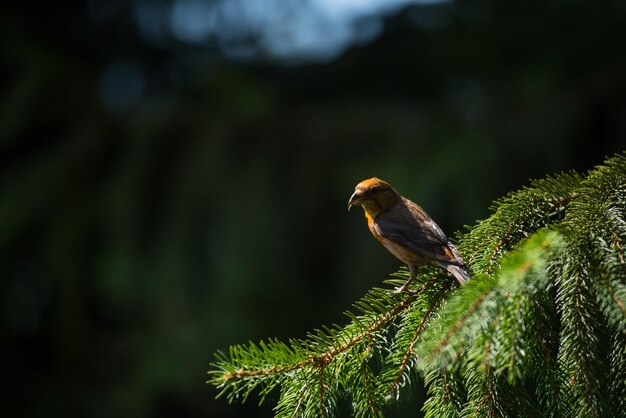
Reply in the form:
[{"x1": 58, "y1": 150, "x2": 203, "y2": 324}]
[{"x1": 446, "y1": 264, "x2": 471, "y2": 285}]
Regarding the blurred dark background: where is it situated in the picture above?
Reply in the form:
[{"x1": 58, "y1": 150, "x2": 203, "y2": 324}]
[{"x1": 2, "y1": 0, "x2": 625, "y2": 417}]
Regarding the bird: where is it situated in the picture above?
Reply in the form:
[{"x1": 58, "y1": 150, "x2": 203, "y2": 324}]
[{"x1": 348, "y1": 177, "x2": 470, "y2": 292}]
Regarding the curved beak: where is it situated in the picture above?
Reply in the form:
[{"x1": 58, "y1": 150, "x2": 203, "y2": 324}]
[{"x1": 348, "y1": 191, "x2": 360, "y2": 211}]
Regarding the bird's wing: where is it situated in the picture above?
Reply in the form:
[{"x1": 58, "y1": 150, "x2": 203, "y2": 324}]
[{"x1": 374, "y1": 199, "x2": 464, "y2": 266}]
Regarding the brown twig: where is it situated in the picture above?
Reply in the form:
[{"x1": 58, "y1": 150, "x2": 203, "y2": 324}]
[
  {"x1": 221, "y1": 278, "x2": 442, "y2": 384},
  {"x1": 390, "y1": 282, "x2": 451, "y2": 395},
  {"x1": 428, "y1": 291, "x2": 491, "y2": 361}
]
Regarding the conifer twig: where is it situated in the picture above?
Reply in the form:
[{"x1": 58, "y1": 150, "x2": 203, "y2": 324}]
[{"x1": 389, "y1": 282, "x2": 451, "y2": 395}]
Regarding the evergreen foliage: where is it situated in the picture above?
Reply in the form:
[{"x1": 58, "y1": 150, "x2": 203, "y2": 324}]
[{"x1": 208, "y1": 154, "x2": 626, "y2": 417}]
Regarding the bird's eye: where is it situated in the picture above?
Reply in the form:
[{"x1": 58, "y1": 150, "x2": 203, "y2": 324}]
[{"x1": 370, "y1": 187, "x2": 380, "y2": 194}]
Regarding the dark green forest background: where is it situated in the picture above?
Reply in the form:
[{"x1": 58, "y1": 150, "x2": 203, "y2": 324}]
[{"x1": 2, "y1": 1, "x2": 626, "y2": 417}]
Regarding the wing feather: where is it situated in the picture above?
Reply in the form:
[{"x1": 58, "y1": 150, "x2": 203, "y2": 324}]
[{"x1": 374, "y1": 198, "x2": 464, "y2": 266}]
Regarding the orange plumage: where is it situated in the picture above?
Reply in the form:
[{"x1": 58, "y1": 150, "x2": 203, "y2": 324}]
[{"x1": 348, "y1": 177, "x2": 470, "y2": 291}]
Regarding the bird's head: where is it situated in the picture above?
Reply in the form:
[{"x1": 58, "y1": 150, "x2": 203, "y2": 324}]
[{"x1": 348, "y1": 177, "x2": 401, "y2": 217}]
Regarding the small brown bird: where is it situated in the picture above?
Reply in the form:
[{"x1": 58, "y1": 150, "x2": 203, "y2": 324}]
[{"x1": 348, "y1": 177, "x2": 470, "y2": 291}]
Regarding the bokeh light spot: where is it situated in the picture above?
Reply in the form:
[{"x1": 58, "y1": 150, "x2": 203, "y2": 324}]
[{"x1": 153, "y1": 0, "x2": 452, "y2": 62}]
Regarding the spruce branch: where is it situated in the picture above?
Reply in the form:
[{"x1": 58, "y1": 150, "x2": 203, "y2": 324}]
[
  {"x1": 387, "y1": 281, "x2": 451, "y2": 396},
  {"x1": 210, "y1": 274, "x2": 449, "y2": 415},
  {"x1": 209, "y1": 153, "x2": 626, "y2": 417}
]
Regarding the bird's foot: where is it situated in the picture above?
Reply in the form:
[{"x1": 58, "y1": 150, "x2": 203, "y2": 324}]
[
  {"x1": 394, "y1": 276, "x2": 416, "y2": 293},
  {"x1": 394, "y1": 286, "x2": 416, "y2": 294}
]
